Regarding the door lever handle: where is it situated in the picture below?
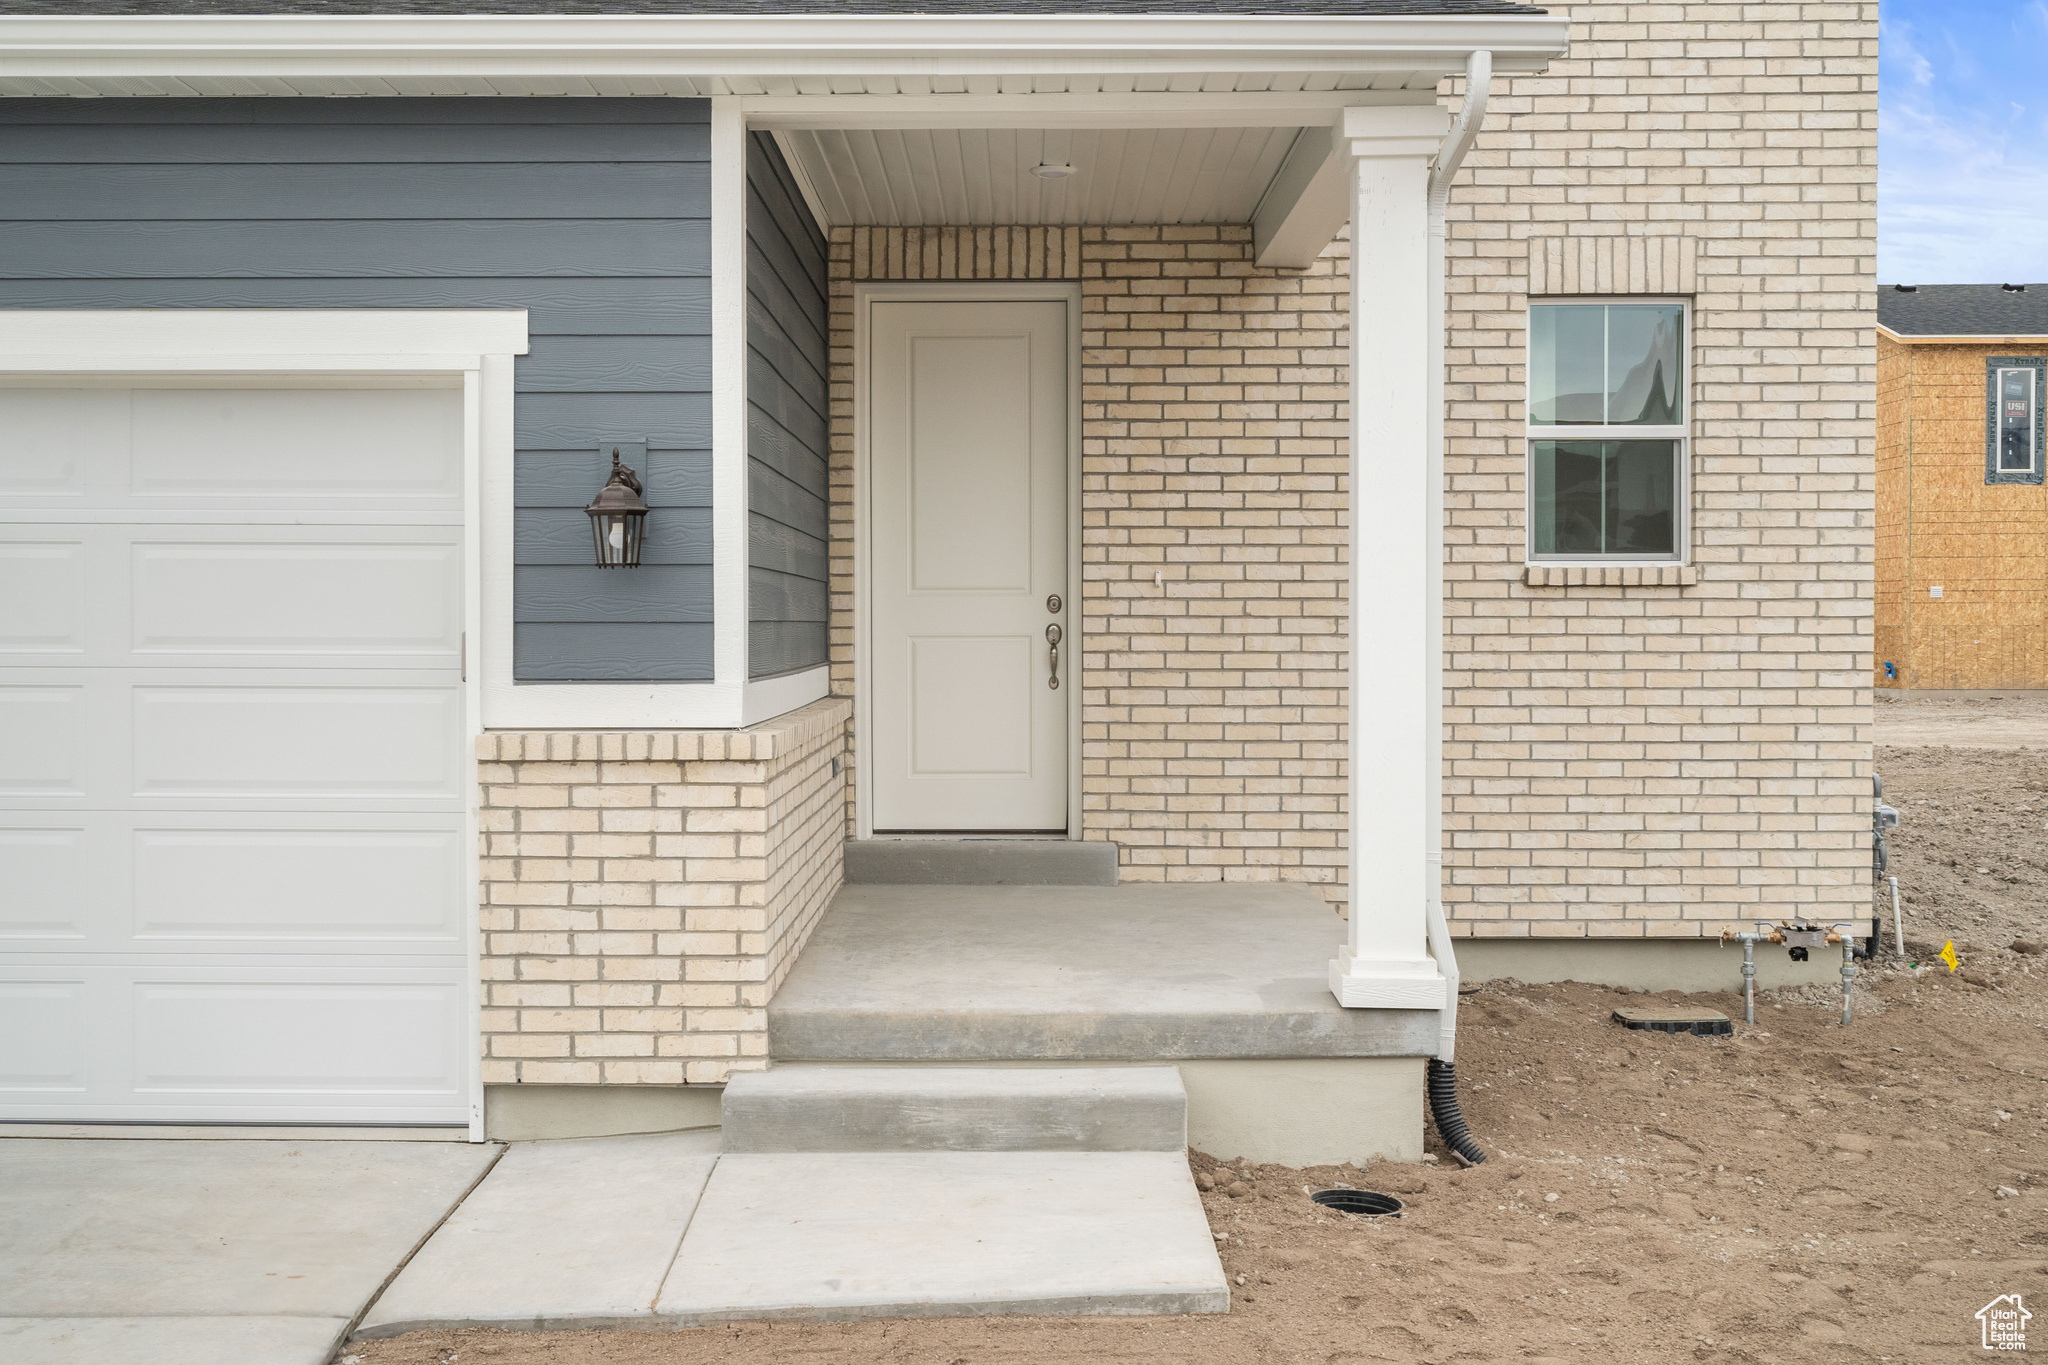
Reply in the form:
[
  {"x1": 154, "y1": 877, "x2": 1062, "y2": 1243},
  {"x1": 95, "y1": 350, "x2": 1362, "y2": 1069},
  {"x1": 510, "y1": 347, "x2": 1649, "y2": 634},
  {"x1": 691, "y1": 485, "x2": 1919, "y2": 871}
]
[{"x1": 1045, "y1": 623, "x2": 1062, "y2": 690}]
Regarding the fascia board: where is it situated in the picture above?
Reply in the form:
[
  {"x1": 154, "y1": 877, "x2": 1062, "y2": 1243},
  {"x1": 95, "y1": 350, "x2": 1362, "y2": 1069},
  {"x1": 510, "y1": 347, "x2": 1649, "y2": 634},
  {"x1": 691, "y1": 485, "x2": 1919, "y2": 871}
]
[
  {"x1": 0, "y1": 14, "x2": 1572, "y2": 80},
  {"x1": 1878, "y1": 325, "x2": 2048, "y2": 345}
]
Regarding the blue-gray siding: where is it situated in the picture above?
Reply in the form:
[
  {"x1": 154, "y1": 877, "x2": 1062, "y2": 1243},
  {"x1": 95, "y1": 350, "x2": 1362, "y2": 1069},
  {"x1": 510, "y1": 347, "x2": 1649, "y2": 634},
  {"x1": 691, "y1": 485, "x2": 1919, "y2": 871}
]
[
  {"x1": 746, "y1": 132, "x2": 831, "y2": 679},
  {"x1": 0, "y1": 96, "x2": 713, "y2": 683}
]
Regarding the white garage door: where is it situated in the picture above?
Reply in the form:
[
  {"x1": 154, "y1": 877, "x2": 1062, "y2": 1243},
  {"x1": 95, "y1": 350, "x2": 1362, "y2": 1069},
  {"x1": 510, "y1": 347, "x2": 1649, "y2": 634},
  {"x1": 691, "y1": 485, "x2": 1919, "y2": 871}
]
[{"x1": 0, "y1": 384, "x2": 471, "y2": 1125}]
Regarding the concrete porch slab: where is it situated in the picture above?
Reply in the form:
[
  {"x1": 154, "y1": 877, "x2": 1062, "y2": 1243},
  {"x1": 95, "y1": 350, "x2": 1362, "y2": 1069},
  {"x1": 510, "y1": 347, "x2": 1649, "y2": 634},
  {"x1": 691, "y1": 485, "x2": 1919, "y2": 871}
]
[
  {"x1": 356, "y1": 1130, "x2": 721, "y2": 1338},
  {"x1": 0, "y1": 1137, "x2": 498, "y2": 1365},
  {"x1": 654, "y1": 1151, "x2": 1229, "y2": 1323},
  {"x1": 768, "y1": 882, "x2": 1438, "y2": 1061}
]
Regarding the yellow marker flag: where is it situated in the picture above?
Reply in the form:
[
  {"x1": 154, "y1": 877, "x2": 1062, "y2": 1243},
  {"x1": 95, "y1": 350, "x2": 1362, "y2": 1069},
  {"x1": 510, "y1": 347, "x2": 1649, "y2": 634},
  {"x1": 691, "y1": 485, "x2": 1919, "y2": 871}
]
[{"x1": 1939, "y1": 940, "x2": 1960, "y2": 973}]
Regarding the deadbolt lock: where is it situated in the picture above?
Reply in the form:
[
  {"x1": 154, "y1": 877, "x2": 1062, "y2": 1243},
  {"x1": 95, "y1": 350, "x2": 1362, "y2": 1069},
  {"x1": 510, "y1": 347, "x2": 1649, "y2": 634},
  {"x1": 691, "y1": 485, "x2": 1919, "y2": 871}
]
[{"x1": 1046, "y1": 594, "x2": 1063, "y2": 614}]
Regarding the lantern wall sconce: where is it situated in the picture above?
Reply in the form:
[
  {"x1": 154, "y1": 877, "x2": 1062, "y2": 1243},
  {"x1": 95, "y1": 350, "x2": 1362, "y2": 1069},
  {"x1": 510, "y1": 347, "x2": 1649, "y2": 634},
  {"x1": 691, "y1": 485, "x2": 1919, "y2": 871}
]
[{"x1": 585, "y1": 446, "x2": 649, "y2": 568}]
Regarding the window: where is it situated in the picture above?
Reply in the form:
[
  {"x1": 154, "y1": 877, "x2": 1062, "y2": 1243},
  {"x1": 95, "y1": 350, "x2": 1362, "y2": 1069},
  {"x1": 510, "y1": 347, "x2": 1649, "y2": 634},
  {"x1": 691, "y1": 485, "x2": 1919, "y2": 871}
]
[
  {"x1": 1526, "y1": 300, "x2": 1688, "y2": 561},
  {"x1": 1986, "y1": 357, "x2": 2046, "y2": 485}
]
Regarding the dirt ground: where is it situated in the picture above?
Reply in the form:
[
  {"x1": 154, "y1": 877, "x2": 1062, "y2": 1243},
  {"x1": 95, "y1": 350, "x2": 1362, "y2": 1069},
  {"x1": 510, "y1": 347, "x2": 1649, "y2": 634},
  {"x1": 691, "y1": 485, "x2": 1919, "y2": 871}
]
[{"x1": 356, "y1": 696, "x2": 2048, "y2": 1364}]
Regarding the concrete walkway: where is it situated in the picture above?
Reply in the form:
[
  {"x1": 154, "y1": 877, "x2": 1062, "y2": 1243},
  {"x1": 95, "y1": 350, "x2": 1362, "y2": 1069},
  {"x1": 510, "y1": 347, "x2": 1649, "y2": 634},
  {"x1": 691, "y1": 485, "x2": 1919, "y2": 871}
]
[
  {"x1": 0, "y1": 1137, "x2": 500, "y2": 1365},
  {"x1": 357, "y1": 1132, "x2": 1224, "y2": 1338}
]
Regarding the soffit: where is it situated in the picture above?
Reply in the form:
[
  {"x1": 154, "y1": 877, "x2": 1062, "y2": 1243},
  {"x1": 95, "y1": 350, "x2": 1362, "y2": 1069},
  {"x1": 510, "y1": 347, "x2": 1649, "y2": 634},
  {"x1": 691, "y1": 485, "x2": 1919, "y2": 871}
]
[{"x1": 783, "y1": 125, "x2": 1300, "y2": 227}]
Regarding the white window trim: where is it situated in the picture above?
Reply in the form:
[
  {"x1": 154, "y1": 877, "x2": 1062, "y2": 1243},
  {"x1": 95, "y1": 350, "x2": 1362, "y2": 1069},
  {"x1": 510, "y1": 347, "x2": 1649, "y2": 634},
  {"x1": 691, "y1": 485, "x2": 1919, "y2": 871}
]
[
  {"x1": 1524, "y1": 295, "x2": 1691, "y2": 567},
  {"x1": 0, "y1": 307, "x2": 527, "y2": 1143}
]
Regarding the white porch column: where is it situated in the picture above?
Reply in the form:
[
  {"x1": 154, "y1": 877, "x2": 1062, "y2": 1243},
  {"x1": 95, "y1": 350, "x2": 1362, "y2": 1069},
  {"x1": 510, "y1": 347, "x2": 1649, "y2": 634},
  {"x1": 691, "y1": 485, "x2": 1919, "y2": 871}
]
[{"x1": 1329, "y1": 104, "x2": 1453, "y2": 1011}]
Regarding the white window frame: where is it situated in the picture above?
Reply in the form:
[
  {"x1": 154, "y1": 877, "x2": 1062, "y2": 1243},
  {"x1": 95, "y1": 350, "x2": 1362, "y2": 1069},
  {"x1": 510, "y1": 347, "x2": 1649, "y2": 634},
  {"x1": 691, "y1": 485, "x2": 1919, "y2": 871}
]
[
  {"x1": 1524, "y1": 295, "x2": 1690, "y2": 566},
  {"x1": 1989, "y1": 361, "x2": 2044, "y2": 482}
]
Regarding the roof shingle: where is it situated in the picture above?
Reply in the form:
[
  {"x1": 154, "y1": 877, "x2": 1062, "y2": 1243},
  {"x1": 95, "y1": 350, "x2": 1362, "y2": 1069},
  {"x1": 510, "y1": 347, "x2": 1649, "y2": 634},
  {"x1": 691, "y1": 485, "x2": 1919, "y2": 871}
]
[{"x1": 1880, "y1": 284, "x2": 2048, "y2": 339}]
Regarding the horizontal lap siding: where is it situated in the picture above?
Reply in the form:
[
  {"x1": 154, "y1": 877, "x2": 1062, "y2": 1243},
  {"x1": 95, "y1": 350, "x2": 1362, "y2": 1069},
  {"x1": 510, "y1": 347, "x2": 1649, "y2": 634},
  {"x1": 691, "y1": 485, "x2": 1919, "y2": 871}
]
[
  {"x1": 746, "y1": 132, "x2": 831, "y2": 679},
  {"x1": 0, "y1": 96, "x2": 713, "y2": 683}
]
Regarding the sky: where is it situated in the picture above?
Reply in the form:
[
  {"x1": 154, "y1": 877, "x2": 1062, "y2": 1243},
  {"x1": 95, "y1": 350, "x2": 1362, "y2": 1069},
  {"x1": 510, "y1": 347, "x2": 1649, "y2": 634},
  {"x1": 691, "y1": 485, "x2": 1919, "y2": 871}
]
[{"x1": 1880, "y1": 0, "x2": 2048, "y2": 284}]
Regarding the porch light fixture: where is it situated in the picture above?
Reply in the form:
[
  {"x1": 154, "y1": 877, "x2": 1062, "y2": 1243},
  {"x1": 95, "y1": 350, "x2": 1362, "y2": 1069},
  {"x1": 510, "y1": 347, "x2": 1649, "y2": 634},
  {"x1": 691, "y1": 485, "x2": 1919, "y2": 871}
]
[
  {"x1": 1032, "y1": 162, "x2": 1075, "y2": 179},
  {"x1": 585, "y1": 447, "x2": 649, "y2": 568}
]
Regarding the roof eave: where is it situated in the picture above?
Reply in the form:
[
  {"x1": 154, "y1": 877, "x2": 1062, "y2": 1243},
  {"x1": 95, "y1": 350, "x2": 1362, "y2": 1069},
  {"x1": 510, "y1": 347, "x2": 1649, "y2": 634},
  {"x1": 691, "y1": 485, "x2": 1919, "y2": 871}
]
[
  {"x1": 1879, "y1": 324, "x2": 2048, "y2": 345},
  {"x1": 0, "y1": 12, "x2": 1572, "y2": 81}
]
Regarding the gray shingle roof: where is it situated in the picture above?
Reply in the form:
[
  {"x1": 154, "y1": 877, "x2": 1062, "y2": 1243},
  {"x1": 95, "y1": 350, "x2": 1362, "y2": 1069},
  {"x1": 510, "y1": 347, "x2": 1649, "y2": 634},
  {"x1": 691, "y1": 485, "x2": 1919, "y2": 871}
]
[
  {"x1": 1880, "y1": 284, "x2": 2048, "y2": 338},
  {"x1": 0, "y1": 0, "x2": 1546, "y2": 13}
]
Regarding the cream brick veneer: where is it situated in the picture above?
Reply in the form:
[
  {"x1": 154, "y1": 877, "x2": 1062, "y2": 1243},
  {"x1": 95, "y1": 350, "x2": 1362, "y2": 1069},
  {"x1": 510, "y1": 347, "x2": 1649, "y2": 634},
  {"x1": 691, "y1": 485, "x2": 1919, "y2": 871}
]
[
  {"x1": 476, "y1": 697, "x2": 849, "y2": 1085},
  {"x1": 827, "y1": 2, "x2": 1877, "y2": 940},
  {"x1": 1441, "y1": 1, "x2": 1876, "y2": 937}
]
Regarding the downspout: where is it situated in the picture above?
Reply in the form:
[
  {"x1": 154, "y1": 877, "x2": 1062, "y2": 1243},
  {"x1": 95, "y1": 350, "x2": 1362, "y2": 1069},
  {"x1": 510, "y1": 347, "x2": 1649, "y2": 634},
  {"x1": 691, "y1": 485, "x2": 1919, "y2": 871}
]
[{"x1": 1422, "y1": 50, "x2": 1490, "y2": 1165}]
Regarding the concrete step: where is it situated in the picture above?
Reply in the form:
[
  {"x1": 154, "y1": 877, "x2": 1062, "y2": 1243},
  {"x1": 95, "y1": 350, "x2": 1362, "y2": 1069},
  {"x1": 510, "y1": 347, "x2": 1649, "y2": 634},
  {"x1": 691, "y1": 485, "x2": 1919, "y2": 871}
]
[
  {"x1": 720, "y1": 1066, "x2": 1185, "y2": 1153},
  {"x1": 843, "y1": 838, "x2": 1118, "y2": 886},
  {"x1": 655, "y1": 1151, "x2": 1229, "y2": 1323}
]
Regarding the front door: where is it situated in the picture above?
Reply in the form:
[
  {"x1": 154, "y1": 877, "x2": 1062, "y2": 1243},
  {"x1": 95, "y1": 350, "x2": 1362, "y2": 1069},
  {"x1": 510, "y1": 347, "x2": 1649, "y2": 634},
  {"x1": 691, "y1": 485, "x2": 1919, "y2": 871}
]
[{"x1": 869, "y1": 297, "x2": 1069, "y2": 832}]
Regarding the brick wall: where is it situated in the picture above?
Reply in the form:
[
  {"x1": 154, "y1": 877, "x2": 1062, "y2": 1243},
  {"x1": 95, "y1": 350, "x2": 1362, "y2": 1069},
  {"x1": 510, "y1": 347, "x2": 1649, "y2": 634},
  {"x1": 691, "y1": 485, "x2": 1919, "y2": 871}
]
[
  {"x1": 476, "y1": 697, "x2": 849, "y2": 1085},
  {"x1": 1442, "y1": 1, "x2": 1877, "y2": 936},
  {"x1": 829, "y1": 223, "x2": 1355, "y2": 900},
  {"x1": 825, "y1": 1, "x2": 1878, "y2": 938}
]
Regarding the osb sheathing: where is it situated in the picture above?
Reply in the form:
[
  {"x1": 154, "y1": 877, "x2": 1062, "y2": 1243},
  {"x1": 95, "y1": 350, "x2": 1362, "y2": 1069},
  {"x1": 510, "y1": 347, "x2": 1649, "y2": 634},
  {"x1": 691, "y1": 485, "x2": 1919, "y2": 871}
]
[{"x1": 1878, "y1": 336, "x2": 2048, "y2": 690}]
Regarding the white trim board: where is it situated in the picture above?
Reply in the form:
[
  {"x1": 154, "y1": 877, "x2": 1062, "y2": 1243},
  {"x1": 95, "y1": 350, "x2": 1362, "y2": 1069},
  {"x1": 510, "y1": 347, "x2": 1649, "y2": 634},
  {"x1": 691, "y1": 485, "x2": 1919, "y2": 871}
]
[
  {"x1": 0, "y1": 308, "x2": 522, "y2": 1142},
  {"x1": 851, "y1": 281, "x2": 1084, "y2": 843},
  {"x1": 741, "y1": 90, "x2": 1433, "y2": 131}
]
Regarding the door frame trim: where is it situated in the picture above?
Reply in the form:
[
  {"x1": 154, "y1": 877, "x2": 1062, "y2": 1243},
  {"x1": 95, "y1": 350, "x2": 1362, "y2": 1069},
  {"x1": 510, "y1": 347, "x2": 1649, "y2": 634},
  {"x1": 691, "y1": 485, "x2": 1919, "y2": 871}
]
[{"x1": 852, "y1": 281, "x2": 1084, "y2": 841}]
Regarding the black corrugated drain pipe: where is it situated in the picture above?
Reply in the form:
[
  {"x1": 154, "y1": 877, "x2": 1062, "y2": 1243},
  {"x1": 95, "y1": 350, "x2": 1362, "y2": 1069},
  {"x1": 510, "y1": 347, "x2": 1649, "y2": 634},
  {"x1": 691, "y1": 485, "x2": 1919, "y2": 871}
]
[{"x1": 1426, "y1": 1057, "x2": 1486, "y2": 1166}]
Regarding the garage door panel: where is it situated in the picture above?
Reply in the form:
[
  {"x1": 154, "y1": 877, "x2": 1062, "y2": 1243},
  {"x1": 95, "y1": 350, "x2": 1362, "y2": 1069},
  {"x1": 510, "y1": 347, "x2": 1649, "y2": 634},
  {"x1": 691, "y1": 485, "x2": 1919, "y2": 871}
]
[
  {"x1": 0, "y1": 812, "x2": 463, "y2": 954},
  {"x1": 0, "y1": 964, "x2": 468, "y2": 1123},
  {"x1": 131, "y1": 536, "x2": 462, "y2": 664},
  {"x1": 0, "y1": 387, "x2": 130, "y2": 502},
  {"x1": 0, "y1": 538, "x2": 88, "y2": 656},
  {"x1": 130, "y1": 388, "x2": 463, "y2": 505},
  {"x1": 0, "y1": 824, "x2": 92, "y2": 942},
  {"x1": 0, "y1": 525, "x2": 462, "y2": 670},
  {"x1": 134, "y1": 825, "x2": 464, "y2": 946},
  {"x1": 133, "y1": 681, "x2": 464, "y2": 801},
  {"x1": 0, "y1": 684, "x2": 86, "y2": 796},
  {"x1": 133, "y1": 980, "x2": 466, "y2": 1097},
  {"x1": 0, "y1": 979, "x2": 88, "y2": 1092}
]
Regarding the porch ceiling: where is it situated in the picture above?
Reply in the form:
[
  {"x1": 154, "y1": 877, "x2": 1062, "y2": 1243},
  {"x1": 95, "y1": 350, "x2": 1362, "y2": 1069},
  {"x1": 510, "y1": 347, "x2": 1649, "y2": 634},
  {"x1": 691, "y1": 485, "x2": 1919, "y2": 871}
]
[{"x1": 781, "y1": 125, "x2": 1301, "y2": 228}]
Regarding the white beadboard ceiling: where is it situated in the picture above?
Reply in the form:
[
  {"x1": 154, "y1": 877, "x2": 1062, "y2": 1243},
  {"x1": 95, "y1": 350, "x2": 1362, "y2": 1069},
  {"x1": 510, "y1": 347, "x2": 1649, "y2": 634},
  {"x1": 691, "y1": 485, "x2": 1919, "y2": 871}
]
[{"x1": 783, "y1": 126, "x2": 1302, "y2": 228}]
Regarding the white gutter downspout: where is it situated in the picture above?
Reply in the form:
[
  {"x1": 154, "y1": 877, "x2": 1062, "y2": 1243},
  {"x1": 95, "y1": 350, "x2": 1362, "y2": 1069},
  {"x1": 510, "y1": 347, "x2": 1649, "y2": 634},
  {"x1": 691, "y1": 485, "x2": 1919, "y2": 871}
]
[{"x1": 1422, "y1": 49, "x2": 1490, "y2": 1063}]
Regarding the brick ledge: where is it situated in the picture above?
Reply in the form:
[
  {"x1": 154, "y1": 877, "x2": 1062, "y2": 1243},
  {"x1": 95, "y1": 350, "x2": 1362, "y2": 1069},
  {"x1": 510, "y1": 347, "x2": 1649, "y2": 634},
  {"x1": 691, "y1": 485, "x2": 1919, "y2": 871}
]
[
  {"x1": 476, "y1": 695, "x2": 851, "y2": 763},
  {"x1": 1524, "y1": 564, "x2": 1698, "y2": 588}
]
